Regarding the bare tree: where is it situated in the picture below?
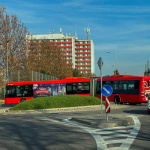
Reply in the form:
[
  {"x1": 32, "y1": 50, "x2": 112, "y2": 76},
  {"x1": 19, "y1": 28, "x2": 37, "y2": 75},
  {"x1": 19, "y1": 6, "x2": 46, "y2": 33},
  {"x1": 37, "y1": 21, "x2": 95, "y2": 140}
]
[{"x1": 0, "y1": 5, "x2": 29, "y2": 82}]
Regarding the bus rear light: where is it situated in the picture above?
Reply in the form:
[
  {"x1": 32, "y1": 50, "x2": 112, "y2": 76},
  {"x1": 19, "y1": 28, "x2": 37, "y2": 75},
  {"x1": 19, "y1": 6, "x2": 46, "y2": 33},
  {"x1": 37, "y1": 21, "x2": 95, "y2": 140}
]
[{"x1": 141, "y1": 92, "x2": 145, "y2": 97}]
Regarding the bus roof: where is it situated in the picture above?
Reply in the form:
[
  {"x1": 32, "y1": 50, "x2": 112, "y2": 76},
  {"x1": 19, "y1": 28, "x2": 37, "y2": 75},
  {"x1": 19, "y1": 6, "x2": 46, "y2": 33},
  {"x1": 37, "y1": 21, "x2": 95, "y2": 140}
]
[
  {"x1": 6, "y1": 77, "x2": 90, "y2": 86},
  {"x1": 98, "y1": 75, "x2": 147, "y2": 81}
]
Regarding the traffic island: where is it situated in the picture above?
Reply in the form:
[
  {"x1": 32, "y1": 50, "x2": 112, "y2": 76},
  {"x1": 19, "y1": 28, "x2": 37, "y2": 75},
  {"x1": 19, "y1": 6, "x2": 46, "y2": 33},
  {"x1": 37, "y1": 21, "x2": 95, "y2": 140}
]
[{"x1": 70, "y1": 116, "x2": 134, "y2": 128}]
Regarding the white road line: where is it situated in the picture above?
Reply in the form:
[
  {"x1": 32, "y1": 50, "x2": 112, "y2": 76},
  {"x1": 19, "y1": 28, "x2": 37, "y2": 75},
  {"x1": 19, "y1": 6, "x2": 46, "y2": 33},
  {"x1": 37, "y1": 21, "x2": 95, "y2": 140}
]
[
  {"x1": 95, "y1": 125, "x2": 134, "y2": 131},
  {"x1": 118, "y1": 115, "x2": 141, "y2": 150},
  {"x1": 98, "y1": 130, "x2": 131, "y2": 134},
  {"x1": 63, "y1": 119, "x2": 107, "y2": 150},
  {"x1": 101, "y1": 134, "x2": 128, "y2": 139},
  {"x1": 63, "y1": 115, "x2": 141, "y2": 150},
  {"x1": 104, "y1": 139, "x2": 125, "y2": 144},
  {"x1": 40, "y1": 118, "x2": 60, "y2": 123}
]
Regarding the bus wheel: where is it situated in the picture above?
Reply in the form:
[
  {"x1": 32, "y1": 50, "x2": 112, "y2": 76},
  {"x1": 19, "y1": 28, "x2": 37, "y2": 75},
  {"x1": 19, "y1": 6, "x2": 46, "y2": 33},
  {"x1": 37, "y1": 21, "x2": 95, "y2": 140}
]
[
  {"x1": 114, "y1": 96, "x2": 120, "y2": 104},
  {"x1": 20, "y1": 98, "x2": 26, "y2": 103}
]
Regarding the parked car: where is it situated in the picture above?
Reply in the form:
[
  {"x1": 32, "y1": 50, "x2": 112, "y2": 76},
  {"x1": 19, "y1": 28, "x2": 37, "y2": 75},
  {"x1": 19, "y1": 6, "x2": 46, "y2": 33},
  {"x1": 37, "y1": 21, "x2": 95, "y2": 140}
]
[
  {"x1": 146, "y1": 94, "x2": 150, "y2": 113},
  {"x1": 148, "y1": 100, "x2": 150, "y2": 113}
]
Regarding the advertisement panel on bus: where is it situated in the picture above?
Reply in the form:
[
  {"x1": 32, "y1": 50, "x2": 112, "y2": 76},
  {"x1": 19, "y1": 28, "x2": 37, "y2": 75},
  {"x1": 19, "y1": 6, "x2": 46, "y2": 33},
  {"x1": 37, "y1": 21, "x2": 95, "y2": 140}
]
[{"x1": 33, "y1": 83, "x2": 66, "y2": 98}]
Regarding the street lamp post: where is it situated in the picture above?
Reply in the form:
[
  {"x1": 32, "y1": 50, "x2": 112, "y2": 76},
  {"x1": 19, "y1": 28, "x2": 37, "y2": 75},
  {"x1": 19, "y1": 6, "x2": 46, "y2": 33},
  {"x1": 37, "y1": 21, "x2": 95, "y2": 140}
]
[
  {"x1": 97, "y1": 57, "x2": 103, "y2": 117},
  {"x1": 106, "y1": 52, "x2": 117, "y2": 75},
  {"x1": 6, "y1": 41, "x2": 9, "y2": 82}
]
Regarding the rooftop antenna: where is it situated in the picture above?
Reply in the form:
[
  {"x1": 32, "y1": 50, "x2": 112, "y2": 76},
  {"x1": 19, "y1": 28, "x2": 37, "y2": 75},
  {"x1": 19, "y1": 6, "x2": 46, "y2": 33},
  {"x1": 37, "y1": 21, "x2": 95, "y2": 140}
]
[
  {"x1": 75, "y1": 31, "x2": 77, "y2": 37},
  {"x1": 85, "y1": 27, "x2": 90, "y2": 40},
  {"x1": 145, "y1": 64, "x2": 147, "y2": 75},
  {"x1": 49, "y1": 28, "x2": 51, "y2": 34},
  {"x1": 59, "y1": 28, "x2": 63, "y2": 34}
]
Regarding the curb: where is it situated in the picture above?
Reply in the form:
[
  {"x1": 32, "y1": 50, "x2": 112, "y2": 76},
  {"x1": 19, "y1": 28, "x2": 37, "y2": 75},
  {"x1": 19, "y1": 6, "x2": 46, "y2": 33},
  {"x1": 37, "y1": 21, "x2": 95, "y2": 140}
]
[
  {"x1": 70, "y1": 116, "x2": 134, "y2": 128},
  {"x1": 0, "y1": 103, "x2": 130, "y2": 114}
]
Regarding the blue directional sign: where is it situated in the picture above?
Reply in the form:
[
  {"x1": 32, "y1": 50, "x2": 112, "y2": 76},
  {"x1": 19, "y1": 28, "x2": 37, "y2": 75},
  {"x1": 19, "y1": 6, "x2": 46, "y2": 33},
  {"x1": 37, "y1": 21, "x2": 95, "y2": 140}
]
[{"x1": 101, "y1": 85, "x2": 113, "y2": 97}]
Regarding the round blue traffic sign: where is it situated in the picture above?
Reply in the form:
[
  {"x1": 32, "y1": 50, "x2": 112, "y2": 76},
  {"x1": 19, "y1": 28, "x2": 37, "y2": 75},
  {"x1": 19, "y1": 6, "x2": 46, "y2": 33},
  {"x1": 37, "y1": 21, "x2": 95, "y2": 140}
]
[{"x1": 101, "y1": 85, "x2": 113, "y2": 97}]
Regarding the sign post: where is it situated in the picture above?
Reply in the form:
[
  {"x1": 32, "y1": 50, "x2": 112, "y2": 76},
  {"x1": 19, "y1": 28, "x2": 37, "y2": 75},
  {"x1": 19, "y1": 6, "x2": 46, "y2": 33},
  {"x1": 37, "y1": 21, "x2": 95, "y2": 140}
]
[
  {"x1": 101, "y1": 85, "x2": 113, "y2": 121},
  {"x1": 97, "y1": 57, "x2": 103, "y2": 117}
]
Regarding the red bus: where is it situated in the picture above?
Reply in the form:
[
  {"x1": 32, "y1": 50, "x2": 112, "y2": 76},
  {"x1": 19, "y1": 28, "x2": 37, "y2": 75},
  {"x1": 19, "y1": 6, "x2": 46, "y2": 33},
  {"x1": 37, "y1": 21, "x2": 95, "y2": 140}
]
[
  {"x1": 5, "y1": 77, "x2": 90, "y2": 104},
  {"x1": 96, "y1": 75, "x2": 150, "y2": 104},
  {"x1": 5, "y1": 75, "x2": 150, "y2": 105}
]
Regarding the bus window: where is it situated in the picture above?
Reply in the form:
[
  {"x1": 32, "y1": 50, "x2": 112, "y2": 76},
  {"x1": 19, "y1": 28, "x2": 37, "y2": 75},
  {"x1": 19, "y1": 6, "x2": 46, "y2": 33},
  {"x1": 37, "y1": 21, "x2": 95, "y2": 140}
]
[
  {"x1": 67, "y1": 85, "x2": 72, "y2": 91},
  {"x1": 6, "y1": 86, "x2": 16, "y2": 98},
  {"x1": 114, "y1": 81, "x2": 119, "y2": 90},
  {"x1": 16, "y1": 85, "x2": 23, "y2": 97},
  {"x1": 23, "y1": 85, "x2": 33, "y2": 97},
  {"x1": 128, "y1": 80, "x2": 140, "y2": 94},
  {"x1": 119, "y1": 81, "x2": 128, "y2": 90},
  {"x1": 96, "y1": 81, "x2": 101, "y2": 94},
  {"x1": 66, "y1": 82, "x2": 90, "y2": 94},
  {"x1": 135, "y1": 80, "x2": 140, "y2": 89},
  {"x1": 128, "y1": 81, "x2": 134, "y2": 89}
]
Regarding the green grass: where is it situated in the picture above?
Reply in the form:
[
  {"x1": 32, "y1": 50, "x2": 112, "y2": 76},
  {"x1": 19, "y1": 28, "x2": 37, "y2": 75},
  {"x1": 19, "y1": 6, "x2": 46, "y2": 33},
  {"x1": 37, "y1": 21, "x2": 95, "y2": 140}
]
[{"x1": 9, "y1": 95, "x2": 104, "y2": 111}]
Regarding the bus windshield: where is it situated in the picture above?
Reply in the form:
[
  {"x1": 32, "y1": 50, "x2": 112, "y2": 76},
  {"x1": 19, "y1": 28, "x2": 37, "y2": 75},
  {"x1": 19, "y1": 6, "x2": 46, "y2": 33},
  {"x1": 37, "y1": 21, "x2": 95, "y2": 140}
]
[{"x1": 6, "y1": 85, "x2": 33, "y2": 98}]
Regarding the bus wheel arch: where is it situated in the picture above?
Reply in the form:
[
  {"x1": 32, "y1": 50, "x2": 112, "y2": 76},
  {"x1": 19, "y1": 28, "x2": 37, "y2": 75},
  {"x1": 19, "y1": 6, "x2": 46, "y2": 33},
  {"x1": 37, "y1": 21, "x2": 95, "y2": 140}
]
[
  {"x1": 20, "y1": 98, "x2": 26, "y2": 103},
  {"x1": 114, "y1": 95, "x2": 120, "y2": 104}
]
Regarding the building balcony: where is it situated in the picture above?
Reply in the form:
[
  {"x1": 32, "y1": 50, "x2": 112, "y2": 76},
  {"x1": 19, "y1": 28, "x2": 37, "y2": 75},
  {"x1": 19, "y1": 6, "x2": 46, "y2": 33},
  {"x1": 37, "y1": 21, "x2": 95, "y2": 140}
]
[
  {"x1": 75, "y1": 56, "x2": 91, "y2": 58},
  {"x1": 62, "y1": 50, "x2": 72, "y2": 52},
  {"x1": 66, "y1": 59, "x2": 72, "y2": 61},
  {"x1": 75, "y1": 48, "x2": 91, "y2": 50},
  {"x1": 75, "y1": 60, "x2": 91, "y2": 63},
  {"x1": 79, "y1": 69, "x2": 91, "y2": 71},
  {"x1": 63, "y1": 54, "x2": 72, "y2": 57},
  {"x1": 54, "y1": 41, "x2": 72, "y2": 44},
  {"x1": 75, "y1": 65, "x2": 91, "y2": 67},
  {"x1": 58, "y1": 46, "x2": 72, "y2": 48},
  {"x1": 75, "y1": 43, "x2": 91, "y2": 46},
  {"x1": 75, "y1": 52, "x2": 91, "y2": 54}
]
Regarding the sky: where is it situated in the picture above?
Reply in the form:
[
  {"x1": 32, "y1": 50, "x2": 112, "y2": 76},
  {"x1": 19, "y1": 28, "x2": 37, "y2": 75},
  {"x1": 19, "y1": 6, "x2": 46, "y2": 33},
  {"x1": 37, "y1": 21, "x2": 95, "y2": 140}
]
[{"x1": 1, "y1": 0, "x2": 150, "y2": 77}]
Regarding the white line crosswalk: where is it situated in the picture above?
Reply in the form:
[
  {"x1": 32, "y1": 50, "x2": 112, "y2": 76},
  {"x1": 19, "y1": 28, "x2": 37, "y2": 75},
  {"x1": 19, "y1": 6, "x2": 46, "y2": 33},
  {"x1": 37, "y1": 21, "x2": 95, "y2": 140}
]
[{"x1": 63, "y1": 115, "x2": 141, "y2": 150}]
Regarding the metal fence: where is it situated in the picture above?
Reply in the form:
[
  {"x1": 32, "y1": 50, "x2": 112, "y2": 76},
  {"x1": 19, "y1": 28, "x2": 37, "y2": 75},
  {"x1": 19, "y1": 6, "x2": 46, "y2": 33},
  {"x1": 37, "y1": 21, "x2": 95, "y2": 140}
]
[{"x1": 0, "y1": 69, "x2": 59, "y2": 100}]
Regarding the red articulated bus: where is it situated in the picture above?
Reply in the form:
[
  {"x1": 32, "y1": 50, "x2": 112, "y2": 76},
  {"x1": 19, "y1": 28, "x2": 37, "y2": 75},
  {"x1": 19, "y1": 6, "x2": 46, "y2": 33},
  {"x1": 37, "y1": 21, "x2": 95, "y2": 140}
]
[
  {"x1": 96, "y1": 75, "x2": 150, "y2": 104},
  {"x1": 5, "y1": 77, "x2": 90, "y2": 104},
  {"x1": 5, "y1": 75, "x2": 150, "y2": 105}
]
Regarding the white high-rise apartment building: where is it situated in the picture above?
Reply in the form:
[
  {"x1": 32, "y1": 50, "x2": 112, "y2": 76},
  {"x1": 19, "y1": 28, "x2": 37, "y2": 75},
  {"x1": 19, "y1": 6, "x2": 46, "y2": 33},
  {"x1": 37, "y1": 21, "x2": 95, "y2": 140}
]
[{"x1": 28, "y1": 29, "x2": 95, "y2": 74}]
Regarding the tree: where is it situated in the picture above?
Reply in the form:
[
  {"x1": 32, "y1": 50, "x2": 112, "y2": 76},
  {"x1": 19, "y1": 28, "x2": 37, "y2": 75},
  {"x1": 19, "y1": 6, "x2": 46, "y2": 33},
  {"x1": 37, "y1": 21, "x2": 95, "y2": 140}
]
[
  {"x1": 27, "y1": 39, "x2": 73, "y2": 79},
  {"x1": 0, "y1": 5, "x2": 29, "y2": 82},
  {"x1": 114, "y1": 69, "x2": 119, "y2": 75},
  {"x1": 73, "y1": 68, "x2": 83, "y2": 77},
  {"x1": 83, "y1": 73, "x2": 97, "y2": 78}
]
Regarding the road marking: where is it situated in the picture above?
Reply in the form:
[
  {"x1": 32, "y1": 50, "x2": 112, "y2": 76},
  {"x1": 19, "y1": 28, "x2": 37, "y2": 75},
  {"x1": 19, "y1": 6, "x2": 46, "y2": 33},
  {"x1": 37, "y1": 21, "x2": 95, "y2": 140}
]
[
  {"x1": 63, "y1": 115, "x2": 141, "y2": 150},
  {"x1": 63, "y1": 118, "x2": 106, "y2": 150},
  {"x1": 40, "y1": 118, "x2": 60, "y2": 123}
]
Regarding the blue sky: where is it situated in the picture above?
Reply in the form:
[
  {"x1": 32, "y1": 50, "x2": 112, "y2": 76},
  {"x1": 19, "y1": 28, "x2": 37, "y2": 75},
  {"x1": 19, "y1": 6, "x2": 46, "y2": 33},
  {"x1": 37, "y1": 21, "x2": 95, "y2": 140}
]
[{"x1": 1, "y1": 0, "x2": 150, "y2": 76}]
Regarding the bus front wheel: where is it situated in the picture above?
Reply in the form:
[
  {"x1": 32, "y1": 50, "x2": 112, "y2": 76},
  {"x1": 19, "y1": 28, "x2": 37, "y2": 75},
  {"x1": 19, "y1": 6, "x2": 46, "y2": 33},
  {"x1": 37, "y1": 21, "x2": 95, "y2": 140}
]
[
  {"x1": 20, "y1": 98, "x2": 26, "y2": 103},
  {"x1": 114, "y1": 96, "x2": 120, "y2": 104}
]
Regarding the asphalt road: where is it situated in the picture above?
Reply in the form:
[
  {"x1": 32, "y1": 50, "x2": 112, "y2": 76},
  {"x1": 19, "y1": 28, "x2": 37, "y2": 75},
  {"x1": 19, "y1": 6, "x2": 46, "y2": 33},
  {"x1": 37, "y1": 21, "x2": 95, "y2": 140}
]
[{"x1": 0, "y1": 103, "x2": 149, "y2": 150}]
